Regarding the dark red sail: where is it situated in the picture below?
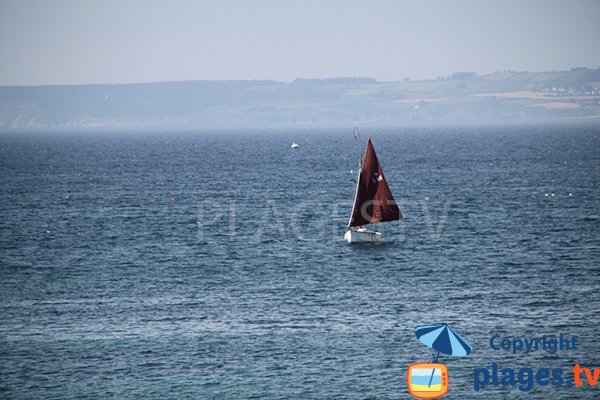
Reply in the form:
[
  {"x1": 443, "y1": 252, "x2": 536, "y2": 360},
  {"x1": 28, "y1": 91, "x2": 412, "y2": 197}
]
[{"x1": 349, "y1": 138, "x2": 402, "y2": 227}]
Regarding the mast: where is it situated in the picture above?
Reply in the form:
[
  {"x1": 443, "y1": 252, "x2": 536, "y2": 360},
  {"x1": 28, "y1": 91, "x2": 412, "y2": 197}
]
[{"x1": 347, "y1": 153, "x2": 363, "y2": 228}]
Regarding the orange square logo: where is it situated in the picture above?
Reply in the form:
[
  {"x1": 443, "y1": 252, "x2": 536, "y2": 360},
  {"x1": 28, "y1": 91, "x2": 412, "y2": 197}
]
[{"x1": 407, "y1": 362, "x2": 449, "y2": 399}]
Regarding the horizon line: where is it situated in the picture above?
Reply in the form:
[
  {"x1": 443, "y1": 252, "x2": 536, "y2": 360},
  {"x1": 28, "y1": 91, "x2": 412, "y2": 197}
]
[{"x1": 1, "y1": 66, "x2": 599, "y2": 88}]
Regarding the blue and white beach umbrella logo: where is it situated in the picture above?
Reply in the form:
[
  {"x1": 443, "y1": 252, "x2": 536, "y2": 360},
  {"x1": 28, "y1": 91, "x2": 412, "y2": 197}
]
[
  {"x1": 415, "y1": 324, "x2": 473, "y2": 360},
  {"x1": 407, "y1": 324, "x2": 473, "y2": 399}
]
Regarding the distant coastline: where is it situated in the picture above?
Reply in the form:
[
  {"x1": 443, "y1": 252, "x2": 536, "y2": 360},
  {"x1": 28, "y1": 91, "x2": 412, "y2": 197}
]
[{"x1": 1, "y1": 69, "x2": 599, "y2": 130}]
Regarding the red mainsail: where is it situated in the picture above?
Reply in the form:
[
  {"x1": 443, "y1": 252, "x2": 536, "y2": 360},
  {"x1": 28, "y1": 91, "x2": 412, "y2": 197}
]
[{"x1": 348, "y1": 138, "x2": 402, "y2": 227}]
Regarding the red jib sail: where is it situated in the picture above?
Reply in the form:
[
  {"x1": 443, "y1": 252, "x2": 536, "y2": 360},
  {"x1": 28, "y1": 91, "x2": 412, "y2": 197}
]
[{"x1": 349, "y1": 138, "x2": 402, "y2": 227}]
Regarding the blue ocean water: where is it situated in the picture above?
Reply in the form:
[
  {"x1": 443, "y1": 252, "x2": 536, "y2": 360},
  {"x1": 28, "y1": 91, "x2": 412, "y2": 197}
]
[{"x1": 1, "y1": 123, "x2": 599, "y2": 399}]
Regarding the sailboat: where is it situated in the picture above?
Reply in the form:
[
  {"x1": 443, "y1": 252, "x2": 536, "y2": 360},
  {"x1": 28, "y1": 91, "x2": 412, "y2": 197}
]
[{"x1": 344, "y1": 137, "x2": 403, "y2": 243}]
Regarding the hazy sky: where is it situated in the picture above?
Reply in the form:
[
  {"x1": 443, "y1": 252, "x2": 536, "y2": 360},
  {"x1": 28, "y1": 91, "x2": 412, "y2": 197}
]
[{"x1": 1, "y1": 0, "x2": 599, "y2": 85}]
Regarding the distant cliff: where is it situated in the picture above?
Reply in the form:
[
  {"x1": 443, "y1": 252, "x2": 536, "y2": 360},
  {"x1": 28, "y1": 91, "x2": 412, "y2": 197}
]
[{"x1": 1, "y1": 71, "x2": 599, "y2": 130}]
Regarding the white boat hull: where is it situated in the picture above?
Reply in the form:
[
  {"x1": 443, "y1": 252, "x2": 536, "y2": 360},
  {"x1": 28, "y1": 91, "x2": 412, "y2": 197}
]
[{"x1": 344, "y1": 228, "x2": 380, "y2": 243}]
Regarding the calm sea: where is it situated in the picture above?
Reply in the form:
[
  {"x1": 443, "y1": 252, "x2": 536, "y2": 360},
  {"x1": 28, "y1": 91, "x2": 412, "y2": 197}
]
[{"x1": 1, "y1": 124, "x2": 599, "y2": 399}]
